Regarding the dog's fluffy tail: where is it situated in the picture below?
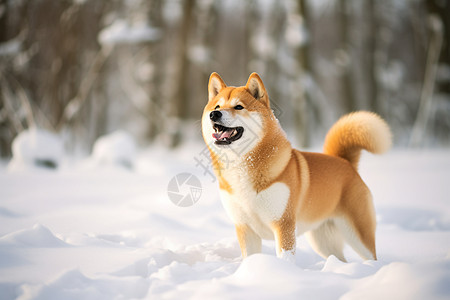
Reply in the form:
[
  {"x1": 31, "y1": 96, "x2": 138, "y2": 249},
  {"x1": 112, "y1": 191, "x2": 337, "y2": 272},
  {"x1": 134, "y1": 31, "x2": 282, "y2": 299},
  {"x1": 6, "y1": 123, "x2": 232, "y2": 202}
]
[{"x1": 323, "y1": 111, "x2": 392, "y2": 170}]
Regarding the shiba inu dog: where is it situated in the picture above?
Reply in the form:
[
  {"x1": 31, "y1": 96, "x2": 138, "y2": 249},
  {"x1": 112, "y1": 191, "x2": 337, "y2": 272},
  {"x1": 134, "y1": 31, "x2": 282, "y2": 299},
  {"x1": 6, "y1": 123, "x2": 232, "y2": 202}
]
[{"x1": 201, "y1": 72, "x2": 392, "y2": 262}]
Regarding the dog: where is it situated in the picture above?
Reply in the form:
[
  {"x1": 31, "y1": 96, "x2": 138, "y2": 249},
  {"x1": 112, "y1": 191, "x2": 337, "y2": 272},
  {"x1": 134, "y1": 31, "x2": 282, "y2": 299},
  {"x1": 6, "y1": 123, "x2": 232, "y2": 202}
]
[{"x1": 201, "y1": 72, "x2": 392, "y2": 262}]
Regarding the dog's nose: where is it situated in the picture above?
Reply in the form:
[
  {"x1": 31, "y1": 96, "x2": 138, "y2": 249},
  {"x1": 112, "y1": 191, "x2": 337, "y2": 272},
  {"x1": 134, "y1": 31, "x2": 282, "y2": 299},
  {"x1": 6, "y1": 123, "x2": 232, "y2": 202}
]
[{"x1": 210, "y1": 110, "x2": 222, "y2": 122}]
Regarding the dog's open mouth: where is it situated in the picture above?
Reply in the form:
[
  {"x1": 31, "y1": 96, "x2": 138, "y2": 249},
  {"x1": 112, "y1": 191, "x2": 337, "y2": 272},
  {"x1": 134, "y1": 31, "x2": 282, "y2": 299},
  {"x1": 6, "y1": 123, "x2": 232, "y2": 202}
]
[{"x1": 212, "y1": 124, "x2": 244, "y2": 145}]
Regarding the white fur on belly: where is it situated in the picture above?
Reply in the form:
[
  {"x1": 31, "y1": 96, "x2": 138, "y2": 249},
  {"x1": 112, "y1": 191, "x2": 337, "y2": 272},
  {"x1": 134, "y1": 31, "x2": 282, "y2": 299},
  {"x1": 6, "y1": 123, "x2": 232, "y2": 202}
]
[{"x1": 220, "y1": 182, "x2": 290, "y2": 239}]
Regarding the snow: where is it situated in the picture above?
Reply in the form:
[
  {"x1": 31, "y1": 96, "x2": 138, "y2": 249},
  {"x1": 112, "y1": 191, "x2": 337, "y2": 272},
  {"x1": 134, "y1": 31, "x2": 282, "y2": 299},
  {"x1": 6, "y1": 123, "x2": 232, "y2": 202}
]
[
  {"x1": 86, "y1": 130, "x2": 137, "y2": 169},
  {"x1": 98, "y1": 19, "x2": 161, "y2": 46},
  {"x1": 0, "y1": 141, "x2": 450, "y2": 299},
  {"x1": 8, "y1": 128, "x2": 64, "y2": 171},
  {"x1": 0, "y1": 37, "x2": 21, "y2": 57},
  {"x1": 0, "y1": 224, "x2": 69, "y2": 248},
  {"x1": 162, "y1": 0, "x2": 184, "y2": 25}
]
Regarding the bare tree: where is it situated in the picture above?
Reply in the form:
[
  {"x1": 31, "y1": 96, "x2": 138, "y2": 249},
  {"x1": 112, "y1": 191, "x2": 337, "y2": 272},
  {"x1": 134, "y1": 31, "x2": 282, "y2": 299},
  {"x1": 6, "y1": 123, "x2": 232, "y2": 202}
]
[
  {"x1": 410, "y1": 13, "x2": 444, "y2": 147},
  {"x1": 337, "y1": 0, "x2": 355, "y2": 113}
]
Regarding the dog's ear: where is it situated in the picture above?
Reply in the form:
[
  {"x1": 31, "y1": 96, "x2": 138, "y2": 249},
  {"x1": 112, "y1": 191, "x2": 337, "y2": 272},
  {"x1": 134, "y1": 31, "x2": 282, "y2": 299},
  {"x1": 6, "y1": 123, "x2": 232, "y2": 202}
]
[
  {"x1": 208, "y1": 72, "x2": 227, "y2": 102},
  {"x1": 246, "y1": 73, "x2": 269, "y2": 106}
]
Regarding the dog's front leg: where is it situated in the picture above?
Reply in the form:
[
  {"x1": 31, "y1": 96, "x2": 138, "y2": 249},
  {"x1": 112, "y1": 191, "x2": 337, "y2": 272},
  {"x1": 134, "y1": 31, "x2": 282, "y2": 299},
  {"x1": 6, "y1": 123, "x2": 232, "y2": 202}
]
[
  {"x1": 235, "y1": 224, "x2": 261, "y2": 258},
  {"x1": 272, "y1": 219, "x2": 296, "y2": 263}
]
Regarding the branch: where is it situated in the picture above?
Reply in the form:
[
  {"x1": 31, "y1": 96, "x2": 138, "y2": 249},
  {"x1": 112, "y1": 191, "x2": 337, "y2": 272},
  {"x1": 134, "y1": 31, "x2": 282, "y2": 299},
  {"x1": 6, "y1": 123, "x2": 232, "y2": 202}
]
[
  {"x1": 0, "y1": 78, "x2": 24, "y2": 134},
  {"x1": 0, "y1": 68, "x2": 37, "y2": 130},
  {"x1": 56, "y1": 44, "x2": 113, "y2": 130}
]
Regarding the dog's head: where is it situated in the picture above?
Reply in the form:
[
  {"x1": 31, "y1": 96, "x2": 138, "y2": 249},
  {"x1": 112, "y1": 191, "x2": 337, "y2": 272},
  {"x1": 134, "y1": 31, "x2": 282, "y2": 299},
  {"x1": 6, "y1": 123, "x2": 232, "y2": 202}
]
[{"x1": 202, "y1": 72, "x2": 275, "y2": 156}]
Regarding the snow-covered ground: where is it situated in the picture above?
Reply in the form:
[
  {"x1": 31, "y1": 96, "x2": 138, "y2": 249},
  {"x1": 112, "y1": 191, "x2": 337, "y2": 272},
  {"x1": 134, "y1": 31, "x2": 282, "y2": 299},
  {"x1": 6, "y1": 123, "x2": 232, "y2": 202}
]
[{"x1": 0, "y1": 134, "x2": 449, "y2": 299}]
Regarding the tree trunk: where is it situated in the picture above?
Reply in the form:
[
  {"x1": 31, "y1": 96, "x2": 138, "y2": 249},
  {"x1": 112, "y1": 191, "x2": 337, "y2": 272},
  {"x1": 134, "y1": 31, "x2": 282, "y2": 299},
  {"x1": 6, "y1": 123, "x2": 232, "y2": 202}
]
[
  {"x1": 296, "y1": 0, "x2": 311, "y2": 147},
  {"x1": 338, "y1": 0, "x2": 355, "y2": 112},
  {"x1": 410, "y1": 13, "x2": 444, "y2": 147},
  {"x1": 165, "y1": 0, "x2": 195, "y2": 147},
  {"x1": 366, "y1": 0, "x2": 379, "y2": 114}
]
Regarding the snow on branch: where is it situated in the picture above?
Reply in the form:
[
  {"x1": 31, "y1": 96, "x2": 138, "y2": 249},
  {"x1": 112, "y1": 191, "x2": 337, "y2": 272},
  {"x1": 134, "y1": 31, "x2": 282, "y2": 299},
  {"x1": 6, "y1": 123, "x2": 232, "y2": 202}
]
[{"x1": 98, "y1": 20, "x2": 161, "y2": 46}]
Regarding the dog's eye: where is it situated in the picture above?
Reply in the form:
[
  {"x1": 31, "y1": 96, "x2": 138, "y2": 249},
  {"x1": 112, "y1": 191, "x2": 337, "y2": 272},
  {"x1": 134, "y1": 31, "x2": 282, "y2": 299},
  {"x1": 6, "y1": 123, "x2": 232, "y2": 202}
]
[
  {"x1": 215, "y1": 105, "x2": 220, "y2": 110},
  {"x1": 234, "y1": 105, "x2": 244, "y2": 110}
]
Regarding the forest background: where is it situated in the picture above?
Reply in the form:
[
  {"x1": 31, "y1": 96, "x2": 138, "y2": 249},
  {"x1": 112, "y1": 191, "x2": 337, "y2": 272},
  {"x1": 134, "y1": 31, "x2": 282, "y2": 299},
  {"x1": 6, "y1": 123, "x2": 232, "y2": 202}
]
[{"x1": 1, "y1": 0, "x2": 449, "y2": 157}]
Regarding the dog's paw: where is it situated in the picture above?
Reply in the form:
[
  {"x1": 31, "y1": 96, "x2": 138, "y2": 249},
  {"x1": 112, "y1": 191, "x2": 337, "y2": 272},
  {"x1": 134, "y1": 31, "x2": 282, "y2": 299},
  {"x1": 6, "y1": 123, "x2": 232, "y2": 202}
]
[{"x1": 278, "y1": 249, "x2": 296, "y2": 263}]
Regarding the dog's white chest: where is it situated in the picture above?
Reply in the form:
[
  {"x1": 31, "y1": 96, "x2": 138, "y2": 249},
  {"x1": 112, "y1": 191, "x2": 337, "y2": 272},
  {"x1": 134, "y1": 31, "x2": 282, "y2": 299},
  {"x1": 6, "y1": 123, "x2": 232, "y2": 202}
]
[{"x1": 219, "y1": 181, "x2": 290, "y2": 239}]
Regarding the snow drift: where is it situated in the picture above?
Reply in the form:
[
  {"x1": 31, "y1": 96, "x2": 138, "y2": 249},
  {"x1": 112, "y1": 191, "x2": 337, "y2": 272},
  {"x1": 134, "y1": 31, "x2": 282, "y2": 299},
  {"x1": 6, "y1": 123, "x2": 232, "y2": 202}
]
[{"x1": 0, "y1": 142, "x2": 449, "y2": 299}]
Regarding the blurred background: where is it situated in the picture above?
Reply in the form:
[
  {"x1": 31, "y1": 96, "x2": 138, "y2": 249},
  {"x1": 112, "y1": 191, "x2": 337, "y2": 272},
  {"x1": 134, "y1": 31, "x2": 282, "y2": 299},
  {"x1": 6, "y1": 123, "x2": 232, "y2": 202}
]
[{"x1": 0, "y1": 0, "x2": 449, "y2": 158}]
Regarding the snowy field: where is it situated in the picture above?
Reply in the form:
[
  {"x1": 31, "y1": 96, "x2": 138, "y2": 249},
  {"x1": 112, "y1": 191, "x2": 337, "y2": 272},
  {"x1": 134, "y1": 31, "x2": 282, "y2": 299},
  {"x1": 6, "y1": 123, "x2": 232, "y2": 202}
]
[{"x1": 0, "y1": 132, "x2": 450, "y2": 299}]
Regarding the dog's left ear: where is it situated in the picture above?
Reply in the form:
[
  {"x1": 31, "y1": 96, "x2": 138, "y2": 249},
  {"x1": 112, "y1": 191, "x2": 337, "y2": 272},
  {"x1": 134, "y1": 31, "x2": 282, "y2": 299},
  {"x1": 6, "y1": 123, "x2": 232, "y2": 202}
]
[
  {"x1": 246, "y1": 73, "x2": 269, "y2": 107},
  {"x1": 208, "y1": 72, "x2": 227, "y2": 102}
]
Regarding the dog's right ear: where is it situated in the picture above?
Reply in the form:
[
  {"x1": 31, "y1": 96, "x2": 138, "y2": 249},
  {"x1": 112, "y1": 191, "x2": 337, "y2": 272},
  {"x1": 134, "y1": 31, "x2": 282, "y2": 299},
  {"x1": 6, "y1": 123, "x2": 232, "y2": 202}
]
[{"x1": 208, "y1": 72, "x2": 227, "y2": 102}]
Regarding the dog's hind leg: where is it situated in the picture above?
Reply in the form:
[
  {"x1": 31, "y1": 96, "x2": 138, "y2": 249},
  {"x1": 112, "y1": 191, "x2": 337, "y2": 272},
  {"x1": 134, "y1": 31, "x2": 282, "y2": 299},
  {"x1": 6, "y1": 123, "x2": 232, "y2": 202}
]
[
  {"x1": 305, "y1": 219, "x2": 347, "y2": 262},
  {"x1": 337, "y1": 186, "x2": 377, "y2": 261},
  {"x1": 235, "y1": 224, "x2": 262, "y2": 258},
  {"x1": 334, "y1": 217, "x2": 377, "y2": 261}
]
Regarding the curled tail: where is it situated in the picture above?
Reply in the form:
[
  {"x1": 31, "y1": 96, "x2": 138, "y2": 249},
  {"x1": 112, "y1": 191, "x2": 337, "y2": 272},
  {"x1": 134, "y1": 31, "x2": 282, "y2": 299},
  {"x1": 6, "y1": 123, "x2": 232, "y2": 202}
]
[{"x1": 323, "y1": 111, "x2": 392, "y2": 170}]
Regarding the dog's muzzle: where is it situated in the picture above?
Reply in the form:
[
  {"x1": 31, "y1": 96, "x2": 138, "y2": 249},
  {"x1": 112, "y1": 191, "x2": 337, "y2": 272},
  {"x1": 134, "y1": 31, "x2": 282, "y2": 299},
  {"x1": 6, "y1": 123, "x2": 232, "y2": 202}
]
[{"x1": 209, "y1": 110, "x2": 244, "y2": 145}]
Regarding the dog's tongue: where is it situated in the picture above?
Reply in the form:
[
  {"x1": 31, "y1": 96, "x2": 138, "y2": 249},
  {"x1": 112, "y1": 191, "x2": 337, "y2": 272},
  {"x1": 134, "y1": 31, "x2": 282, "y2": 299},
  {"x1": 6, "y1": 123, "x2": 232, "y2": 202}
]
[{"x1": 212, "y1": 130, "x2": 232, "y2": 140}]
